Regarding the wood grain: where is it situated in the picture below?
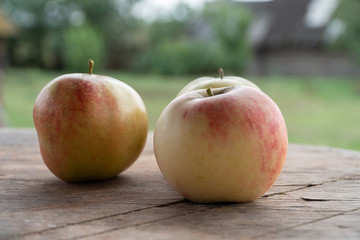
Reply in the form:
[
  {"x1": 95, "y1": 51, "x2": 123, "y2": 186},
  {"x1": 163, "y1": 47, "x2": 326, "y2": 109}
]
[{"x1": 0, "y1": 129, "x2": 359, "y2": 240}]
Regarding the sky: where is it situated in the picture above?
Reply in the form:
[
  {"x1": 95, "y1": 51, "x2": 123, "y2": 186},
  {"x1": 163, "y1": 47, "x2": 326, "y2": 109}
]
[{"x1": 132, "y1": 0, "x2": 205, "y2": 22}]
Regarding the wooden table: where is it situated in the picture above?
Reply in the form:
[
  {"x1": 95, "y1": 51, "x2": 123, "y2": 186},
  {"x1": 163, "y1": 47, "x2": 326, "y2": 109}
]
[{"x1": 0, "y1": 129, "x2": 359, "y2": 240}]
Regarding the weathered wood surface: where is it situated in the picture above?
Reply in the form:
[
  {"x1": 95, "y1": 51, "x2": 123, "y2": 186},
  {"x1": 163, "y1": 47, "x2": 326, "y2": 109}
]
[{"x1": 0, "y1": 128, "x2": 359, "y2": 240}]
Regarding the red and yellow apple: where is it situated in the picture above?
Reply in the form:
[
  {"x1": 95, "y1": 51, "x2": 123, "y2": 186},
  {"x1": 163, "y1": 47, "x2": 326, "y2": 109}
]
[
  {"x1": 33, "y1": 60, "x2": 148, "y2": 182},
  {"x1": 154, "y1": 86, "x2": 287, "y2": 203},
  {"x1": 177, "y1": 68, "x2": 260, "y2": 96}
]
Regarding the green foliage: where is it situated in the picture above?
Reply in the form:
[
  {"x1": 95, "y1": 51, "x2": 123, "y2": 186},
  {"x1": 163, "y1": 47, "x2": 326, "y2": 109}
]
[
  {"x1": 1, "y1": 0, "x2": 140, "y2": 70},
  {"x1": 330, "y1": 0, "x2": 360, "y2": 63},
  {"x1": 134, "y1": 2, "x2": 252, "y2": 75},
  {"x1": 62, "y1": 25, "x2": 105, "y2": 72},
  {"x1": 203, "y1": 1, "x2": 252, "y2": 72},
  {"x1": 136, "y1": 40, "x2": 224, "y2": 75}
]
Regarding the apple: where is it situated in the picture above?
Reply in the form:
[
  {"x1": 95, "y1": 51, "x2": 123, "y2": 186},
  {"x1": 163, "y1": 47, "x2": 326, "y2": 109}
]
[
  {"x1": 33, "y1": 60, "x2": 148, "y2": 182},
  {"x1": 154, "y1": 86, "x2": 287, "y2": 203},
  {"x1": 177, "y1": 68, "x2": 260, "y2": 96}
]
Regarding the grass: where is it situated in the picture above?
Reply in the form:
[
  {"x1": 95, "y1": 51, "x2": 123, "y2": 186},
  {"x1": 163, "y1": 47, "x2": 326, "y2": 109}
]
[{"x1": 2, "y1": 68, "x2": 360, "y2": 151}]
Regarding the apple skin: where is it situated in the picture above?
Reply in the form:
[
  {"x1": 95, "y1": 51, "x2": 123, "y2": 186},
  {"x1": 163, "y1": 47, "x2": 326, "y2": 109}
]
[
  {"x1": 177, "y1": 75, "x2": 260, "y2": 96},
  {"x1": 33, "y1": 73, "x2": 148, "y2": 182},
  {"x1": 154, "y1": 86, "x2": 287, "y2": 203}
]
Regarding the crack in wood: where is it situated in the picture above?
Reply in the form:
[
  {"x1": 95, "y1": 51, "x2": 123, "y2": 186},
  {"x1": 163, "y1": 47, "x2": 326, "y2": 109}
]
[
  {"x1": 71, "y1": 201, "x2": 230, "y2": 240},
  {"x1": 155, "y1": 199, "x2": 187, "y2": 208},
  {"x1": 68, "y1": 198, "x2": 360, "y2": 240},
  {"x1": 301, "y1": 197, "x2": 332, "y2": 202},
  {"x1": 8, "y1": 199, "x2": 186, "y2": 240},
  {"x1": 252, "y1": 207, "x2": 360, "y2": 239},
  {"x1": 263, "y1": 174, "x2": 360, "y2": 198},
  {"x1": 71, "y1": 208, "x2": 198, "y2": 240}
]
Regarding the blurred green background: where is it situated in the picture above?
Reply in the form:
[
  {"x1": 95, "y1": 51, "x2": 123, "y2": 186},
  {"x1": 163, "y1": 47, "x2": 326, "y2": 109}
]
[{"x1": 0, "y1": 0, "x2": 359, "y2": 150}]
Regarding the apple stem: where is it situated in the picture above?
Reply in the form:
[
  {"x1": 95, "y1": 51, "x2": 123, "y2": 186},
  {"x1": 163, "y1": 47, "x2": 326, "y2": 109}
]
[
  {"x1": 206, "y1": 87, "x2": 215, "y2": 97},
  {"x1": 219, "y1": 68, "x2": 224, "y2": 79},
  {"x1": 88, "y1": 59, "x2": 94, "y2": 74}
]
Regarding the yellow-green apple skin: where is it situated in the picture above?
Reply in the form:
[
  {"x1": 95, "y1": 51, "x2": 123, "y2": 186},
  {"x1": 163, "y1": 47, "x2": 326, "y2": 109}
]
[
  {"x1": 33, "y1": 73, "x2": 148, "y2": 182},
  {"x1": 177, "y1": 75, "x2": 260, "y2": 96},
  {"x1": 154, "y1": 86, "x2": 287, "y2": 203}
]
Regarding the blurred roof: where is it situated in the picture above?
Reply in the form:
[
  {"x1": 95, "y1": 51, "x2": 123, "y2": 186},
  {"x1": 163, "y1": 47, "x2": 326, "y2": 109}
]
[
  {"x1": 246, "y1": 0, "x2": 339, "y2": 50},
  {"x1": 0, "y1": 10, "x2": 17, "y2": 37}
]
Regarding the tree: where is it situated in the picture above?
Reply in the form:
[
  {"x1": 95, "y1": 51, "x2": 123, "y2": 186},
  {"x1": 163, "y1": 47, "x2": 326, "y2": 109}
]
[
  {"x1": 0, "y1": 0, "x2": 141, "y2": 70},
  {"x1": 330, "y1": 0, "x2": 360, "y2": 64},
  {"x1": 135, "y1": 1, "x2": 252, "y2": 75}
]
